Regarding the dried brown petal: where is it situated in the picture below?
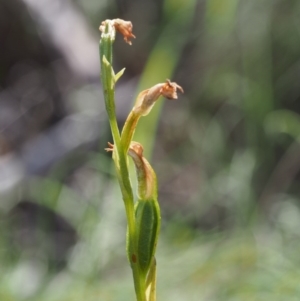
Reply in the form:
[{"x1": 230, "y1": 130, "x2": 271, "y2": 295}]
[
  {"x1": 129, "y1": 141, "x2": 144, "y2": 157},
  {"x1": 105, "y1": 142, "x2": 114, "y2": 152},
  {"x1": 161, "y1": 79, "x2": 184, "y2": 100},
  {"x1": 112, "y1": 19, "x2": 136, "y2": 45}
]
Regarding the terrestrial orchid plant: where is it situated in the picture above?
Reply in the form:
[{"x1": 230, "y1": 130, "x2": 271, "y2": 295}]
[{"x1": 99, "y1": 18, "x2": 183, "y2": 301}]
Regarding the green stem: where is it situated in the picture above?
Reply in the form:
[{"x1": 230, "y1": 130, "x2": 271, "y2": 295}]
[
  {"x1": 115, "y1": 150, "x2": 145, "y2": 301},
  {"x1": 121, "y1": 110, "x2": 141, "y2": 153},
  {"x1": 99, "y1": 21, "x2": 146, "y2": 301}
]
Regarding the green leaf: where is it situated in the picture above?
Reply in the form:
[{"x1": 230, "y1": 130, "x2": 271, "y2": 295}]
[{"x1": 114, "y1": 68, "x2": 126, "y2": 83}]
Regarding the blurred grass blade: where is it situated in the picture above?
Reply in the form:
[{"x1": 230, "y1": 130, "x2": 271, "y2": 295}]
[{"x1": 133, "y1": 0, "x2": 197, "y2": 158}]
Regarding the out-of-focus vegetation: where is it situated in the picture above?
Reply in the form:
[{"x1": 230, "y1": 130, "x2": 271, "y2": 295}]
[{"x1": 1, "y1": 0, "x2": 300, "y2": 300}]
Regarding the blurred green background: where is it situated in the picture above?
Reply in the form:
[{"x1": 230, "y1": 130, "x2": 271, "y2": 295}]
[{"x1": 1, "y1": 0, "x2": 300, "y2": 300}]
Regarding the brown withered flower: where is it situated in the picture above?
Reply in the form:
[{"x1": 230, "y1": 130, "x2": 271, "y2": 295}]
[
  {"x1": 161, "y1": 79, "x2": 184, "y2": 99},
  {"x1": 133, "y1": 79, "x2": 184, "y2": 116},
  {"x1": 99, "y1": 19, "x2": 136, "y2": 45},
  {"x1": 112, "y1": 19, "x2": 136, "y2": 45},
  {"x1": 105, "y1": 141, "x2": 156, "y2": 199},
  {"x1": 127, "y1": 142, "x2": 156, "y2": 200}
]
